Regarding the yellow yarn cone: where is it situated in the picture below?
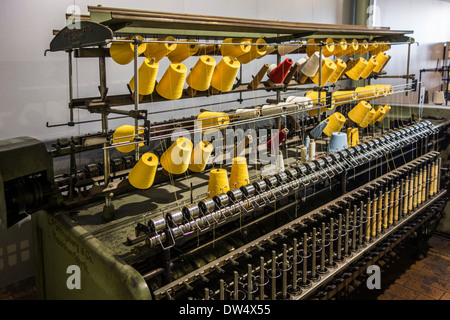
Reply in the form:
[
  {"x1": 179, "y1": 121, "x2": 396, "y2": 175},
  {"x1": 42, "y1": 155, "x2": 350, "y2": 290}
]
[
  {"x1": 377, "y1": 104, "x2": 391, "y2": 122},
  {"x1": 220, "y1": 38, "x2": 251, "y2": 57},
  {"x1": 237, "y1": 38, "x2": 267, "y2": 64},
  {"x1": 128, "y1": 153, "x2": 158, "y2": 189},
  {"x1": 196, "y1": 111, "x2": 230, "y2": 134},
  {"x1": 332, "y1": 90, "x2": 356, "y2": 107},
  {"x1": 160, "y1": 137, "x2": 193, "y2": 175},
  {"x1": 129, "y1": 58, "x2": 159, "y2": 95},
  {"x1": 342, "y1": 39, "x2": 359, "y2": 56},
  {"x1": 322, "y1": 38, "x2": 336, "y2": 57},
  {"x1": 333, "y1": 38, "x2": 348, "y2": 57},
  {"x1": 112, "y1": 125, "x2": 144, "y2": 153},
  {"x1": 110, "y1": 35, "x2": 146, "y2": 65},
  {"x1": 355, "y1": 39, "x2": 369, "y2": 55},
  {"x1": 210, "y1": 56, "x2": 240, "y2": 92},
  {"x1": 207, "y1": 168, "x2": 230, "y2": 199},
  {"x1": 167, "y1": 39, "x2": 199, "y2": 63},
  {"x1": 355, "y1": 86, "x2": 376, "y2": 101},
  {"x1": 156, "y1": 63, "x2": 187, "y2": 100},
  {"x1": 306, "y1": 91, "x2": 328, "y2": 116},
  {"x1": 306, "y1": 39, "x2": 319, "y2": 57},
  {"x1": 186, "y1": 55, "x2": 216, "y2": 91},
  {"x1": 359, "y1": 108, "x2": 375, "y2": 128},
  {"x1": 323, "y1": 112, "x2": 346, "y2": 136},
  {"x1": 373, "y1": 52, "x2": 389, "y2": 73},
  {"x1": 360, "y1": 57, "x2": 379, "y2": 79},
  {"x1": 189, "y1": 141, "x2": 213, "y2": 172},
  {"x1": 370, "y1": 106, "x2": 386, "y2": 124},
  {"x1": 311, "y1": 59, "x2": 337, "y2": 86},
  {"x1": 144, "y1": 36, "x2": 177, "y2": 62},
  {"x1": 347, "y1": 128, "x2": 359, "y2": 147},
  {"x1": 328, "y1": 59, "x2": 347, "y2": 83},
  {"x1": 348, "y1": 100, "x2": 372, "y2": 124},
  {"x1": 370, "y1": 41, "x2": 390, "y2": 55},
  {"x1": 229, "y1": 157, "x2": 250, "y2": 189},
  {"x1": 345, "y1": 57, "x2": 368, "y2": 80}
]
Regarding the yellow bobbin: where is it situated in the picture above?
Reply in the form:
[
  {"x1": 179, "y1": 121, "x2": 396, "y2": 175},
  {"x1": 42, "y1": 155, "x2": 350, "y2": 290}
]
[
  {"x1": 355, "y1": 86, "x2": 376, "y2": 101},
  {"x1": 220, "y1": 38, "x2": 251, "y2": 58},
  {"x1": 360, "y1": 57, "x2": 379, "y2": 79},
  {"x1": 156, "y1": 63, "x2": 187, "y2": 100},
  {"x1": 167, "y1": 39, "x2": 199, "y2": 63},
  {"x1": 328, "y1": 59, "x2": 347, "y2": 83},
  {"x1": 322, "y1": 38, "x2": 336, "y2": 57},
  {"x1": 370, "y1": 106, "x2": 386, "y2": 124},
  {"x1": 110, "y1": 35, "x2": 146, "y2": 65},
  {"x1": 347, "y1": 128, "x2": 359, "y2": 147},
  {"x1": 370, "y1": 41, "x2": 391, "y2": 55},
  {"x1": 332, "y1": 90, "x2": 356, "y2": 107},
  {"x1": 210, "y1": 56, "x2": 240, "y2": 92},
  {"x1": 189, "y1": 141, "x2": 214, "y2": 172},
  {"x1": 160, "y1": 137, "x2": 193, "y2": 175},
  {"x1": 306, "y1": 39, "x2": 319, "y2": 57},
  {"x1": 345, "y1": 57, "x2": 368, "y2": 80},
  {"x1": 342, "y1": 39, "x2": 359, "y2": 56},
  {"x1": 196, "y1": 111, "x2": 230, "y2": 134},
  {"x1": 311, "y1": 59, "x2": 337, "y2": 86},
  {"x1": 186, "y1": 55, "x2": 216, "y2": 91},
  {"x1": 306, "y1": 91, "x2": 328, "y2": 116},
  {"x1": 229, "y1": 157, "x2": 250, "y2": 189},
  {"x1": 237, "y1": 38, "x2": 267, "y2": 64},
  {"x1": 207, "y1": 168, "x2": 230, "y2": 199},
  {"x1": 376, "y1": 104, "x2": 391, "y2": 122},
  {"x1": 333, "y1": 38, "x2": 347, "y2": 57},
  {"x1": 112, "y1": 125, "x2": 144, "y2": 153},
  {"x1": 145, "y1": 36, "x2": 177, "y2": 62},
  {"x1": 355, "y1": 39, "x2": 369, "y2": 55},
  {"x1": 129, "y1": 58, "x2": 159, "y2": 95},
  {"x1": 359, "y1": 108, "x2": 375, "y2": 128},
  {"x1": 367, "y1": 41, "x2": 378, "y2": 55},
  {"x1": 128, "y1": 153, "x2": 158, "y2": 189},
  {"x1": 323, "y1": 112, "x2": 346, "y2": 136},
  {"x1": 373, "y1": 52, "x2": 389, "y2": 73},
  {"x1": 348, "y1": 100, "x2": 372, "y2": 124}
]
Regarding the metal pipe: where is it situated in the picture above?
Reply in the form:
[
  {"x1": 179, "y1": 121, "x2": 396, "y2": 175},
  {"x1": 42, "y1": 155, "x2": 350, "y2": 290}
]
[
  {"x1": 133, "y1": 42, "x2": 140, "y2": 162},
  {"x1": 271, "y1": 250, "x2": 277, "y2": 299}
]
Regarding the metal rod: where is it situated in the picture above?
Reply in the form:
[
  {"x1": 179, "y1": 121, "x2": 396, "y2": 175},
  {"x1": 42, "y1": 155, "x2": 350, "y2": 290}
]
[
  {"x1": 282, "y1": 244, "x2": 288, "y2": 299},
  {"x1": 271, "y1": 250, "x2": 277, "y2": 299},
  {"x1": 320, "y1": 223, "x2": 326, "y2": 272},
  {"x1": 345, "y1": 209, "x2": 350, "y2": 256},
  {"x1": 302, "y1": 233, "x2": 308, "y2": 286},
  {"x1": 328, "y1": 218, "x2": 334, "y2": 266},
  {"x1": 311, "y1": 228, "x2": 317, "y2": 279},
  {"x1": 359, "y1": 201, "x2": 364, "y2": 246},
  {"x1": 260, "y1": 256, "x2": 265, "y2": 300},
  {"x1": 68, "y1": 50, "x2": 74, "y2": 125},
  {"x1": 337, "y1": 214, "x2": 342, "y2": 261},
  {"x1": 133, "y1": 42, "x2": 140, "y2": 162},
  {"x1": 247, "y1": 264, "x2": 253, "y2": 300},
  {"x1": 234, "y1": 271, "x2": 239, "y2": 300},
  {"x1": 352, "y1": 205, "x2": 357, "y2": 251},
  {"x1": 292, "y1": 238, "x2": 298, "y2": 291},
  {"x1": 219, "y1": 279, "x2": 225, "y2": 300}
]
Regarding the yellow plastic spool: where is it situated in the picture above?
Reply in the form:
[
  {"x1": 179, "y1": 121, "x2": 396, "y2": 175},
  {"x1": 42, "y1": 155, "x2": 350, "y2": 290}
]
[
  {"x1": 112, "y1": 125, "x2": 144, "y2": 153},
  {"x1": 210, "y1": 56, "x2": 240, "y2": 92},
  {"x1": 145, "y1": 36, "x2": 177, "y2": 62},
  {"x1": 347, "y1": 128, "x2": 359, "y2": 147},
  {"x1": 359, "y1": 108, "x2": 375, "y2": 128},
  {"x1": 129, "y1": 58, "x2": 159, "y2": 95},
  {"x1": 367, "y1": 41, "x2": 379, "y2": 55},
  {"x1": 189, "y1": 141, "x2": 213, "y2": 173},
  {"x1": 360, "y1": 57, "x2": 379, "y2": 79},
  {"x1": 342, "y1": 39, "x2": 359, "y2": 56},
  {"x1": 355, "y1": 39, "x2": 369, "y2": 55},
  {"x1": 333, "y1": 38, "x2": 347, "y2": 57},
  {"x1": 306, "y1": 91, "x2": 328, "y2": 116},
  {"x1": 207, "y1": 168, "x2": 230, "y2": 199},
  {"x1": 196, "y1": 111, "x2": 230, "y2": 134},
  {"x1": 355, "y1": 86, "x2": 376, "y2": 101},
  {"x1": 229, "y1": 157, "x2": 250, "y2": 189},
  {"x1": 160, "y1": 137, "x2": 193, "y2": 175},
  {"x1": 128, "y1": 153, "x2": 158, "y2": 189},
  {"x1": 373, "y1": 52, "x2": 389, "y2": 73},
  {"x1": 306, "y1": 39, "x2": 319, "y2": 57},
  {"x1": 376, "y1": 104, "x2": 391, "y2": 122},
  {"x1": 186, "y1": 55, "x2": 216, "y2": 91},
  {"x1": 370, "y1": 41, "x2": 391, "y2": 55},
  {"x1": 156, "y1": 63, "x2": 187, "y2": 100},
  {"x1": 322, "y1": 38, "x2": 335, "y2": 57},
  {"x1": 348, "y1": 100, "x2": 372, "y2": 124},
  {"x1": 370, "y1": 106, "x2": 386, "y2": 124},
  {"x1": 110, "y1": 35, "x2": 146, "y2": 65},
  {"x1": 332, "y1": 90, "x2": 356, "y2": 107},
  {"x1": 220, "y1": 38, "x2": 251, "y2": 58},
  {"x1": 311, "y1": 59, "x2": 337, "y2": 86},
  {"x1": 328, "y1": 59, "x2": 347, "y2": 83},
  {"x1": 237, "y1": 38, "x2": 267, "y2": 64},
  {"x1": 323, "y1": 112, "x2": 346, "y2": 136},
  {"x1": 345, "y1": 57, "x2": 368, "y2": 80},
  {"x1": 167, "y1": 39, "x2": 199, "y2": 63}
]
